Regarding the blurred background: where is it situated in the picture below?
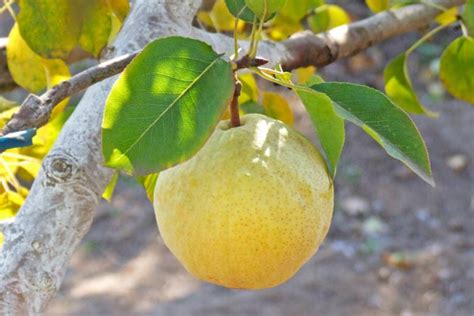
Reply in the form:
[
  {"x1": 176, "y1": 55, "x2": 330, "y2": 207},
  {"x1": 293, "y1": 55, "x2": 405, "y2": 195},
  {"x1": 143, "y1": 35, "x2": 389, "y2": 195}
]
[{"x1": 1, "y1": 0, "x2": 473, "y2": 315}]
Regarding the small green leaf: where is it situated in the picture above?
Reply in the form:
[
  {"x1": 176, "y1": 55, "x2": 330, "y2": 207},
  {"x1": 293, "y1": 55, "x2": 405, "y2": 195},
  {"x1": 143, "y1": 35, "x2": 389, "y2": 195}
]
[
  {"x1": 225, "y1": 0, "x2": 258, "y2": 22},
  {"x1": 312, "y1": 82, "x2": 433, "y2": 185},
  {"x1": 18, "y1": 0, "x2": 82, "y2": 59},
  {"x1": 102, "y1": 37, "x2": 234, "y2": 175},
  {"x1": 440, "y1": 36, "x2": 474, "y2": 105},
  {"x1": 102, "y1": 171, "x2": 119, "y2": 201},
  {"x1": 297, "y1": 88, "x2": 344, "y2": 178},
  {"x1": 462, "y1": 0, "x2": 474, "y2": 36},
  {"x1": 240, "y1": 101, "x2": 265, "y2": 114},
  {"x1": 79, "y1": 0, "x2": 112, "y2": 58},
  {"x1": 245, "y1": 0, "x2": 286, "y2": 19},
  {"x1": 136, "y1": 173, "x2": 159, "y2": 202},
  {"x1": 384, "y1": 53, "x2": 438, "y2": 117}
]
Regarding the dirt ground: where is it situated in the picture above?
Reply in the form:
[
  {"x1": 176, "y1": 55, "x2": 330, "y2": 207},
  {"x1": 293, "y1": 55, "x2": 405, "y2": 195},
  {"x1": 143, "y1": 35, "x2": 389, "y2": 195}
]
[{"x1": 7, "y1": 2, "x2": 472, "y2": 315}]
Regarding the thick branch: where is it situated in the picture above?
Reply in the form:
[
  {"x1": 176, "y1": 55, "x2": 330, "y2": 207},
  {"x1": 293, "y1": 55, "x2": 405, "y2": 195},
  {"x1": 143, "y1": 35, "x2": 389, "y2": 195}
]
[
  {"x1": 1, "y1": 0, "x2": 464, "y2": 135},
  {"x1": 281, "y1": 0, "x2": 466, "y2": 69}
]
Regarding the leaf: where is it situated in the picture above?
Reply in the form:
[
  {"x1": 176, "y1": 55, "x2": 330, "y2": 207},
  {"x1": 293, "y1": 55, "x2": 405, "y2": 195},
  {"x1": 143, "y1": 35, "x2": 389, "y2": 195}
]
[
  {"x1": 240, "y1": 101, "x2": 266, "y2": 114},
  {"x1": 17, "y1": 0, "x2": 82, "y2": 59},
  {"x1": 262, "y1": 92, "x2": 294, "y2": 126},
  {"x1": 384, "y1": 53, "x2": 438, "y2": 117},
  {"x1": 440, "y1": 36, "x2": 474, "y2": 105},
  {"x1": 225, "y1": 0, "x2": 258, "y2": 22},
  {"x1": 106, "y1": 0, "x2": 130, "y2": 22},
  {"x1": 136, "y1": 173, "x2": 159, "y2": 202},
  {"x1": 238, "y1": 73, "x2": 259, "y2": 104},
  {"x1": 7, "y1": 23, "x2": 71, "y2": 93},
  {"x1": 365, "y1": 0, "x2": 389, "y2": 13},
  {"x1": 0, "y1": 97, "x2": 18, "y2": 112},
  {"x1": 308, "y1": 4, "x2": 351, "y2": 33},
  {"x1": 79, "y1": 0, "x2": 112, "y2": 58},
  {"x1": 296, "y1": 86, "x2": 345, "y2": 178},
  {"x1": 102, "y1": 37, "x2": 235, "y2": 175},
  {"x1": 198, "y1": 0, "x2": 239, "y2": 31},
  {"x1": 462, "y1": 0, "x2": 474, "y2": 37},
  {"x1": 7, "y1": 24, "x2": 46, "y2": 92},
  {"x1": 294, "y1": 66, "x2": 317, "y2": 84},
  {"x1": 245, "y1": 0, "x2": 286, "y2": 19},
  {"x1": 102, "y1": 171, "x2": 119, "y2": 201},
  {"x1": 436, "y1": 7, "x2": 458, "y2": 25},
  {"x1": 312, "y1": 82, "x2": 433, "y2": 185}
]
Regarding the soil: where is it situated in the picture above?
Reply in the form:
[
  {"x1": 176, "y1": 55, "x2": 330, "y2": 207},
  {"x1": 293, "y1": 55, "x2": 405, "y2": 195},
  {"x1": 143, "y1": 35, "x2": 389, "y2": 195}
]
[{"x1": 27, "y1": 2, "x2": 474, "y2": 315}]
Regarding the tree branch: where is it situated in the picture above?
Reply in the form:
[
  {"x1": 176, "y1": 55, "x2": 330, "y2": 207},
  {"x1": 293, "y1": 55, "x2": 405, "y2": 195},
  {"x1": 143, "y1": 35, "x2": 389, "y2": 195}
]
[
  {"x1": 1, "y1": 0, "x2": 464, "y2": 135},
  {"x1": 1, "y1": 52, "x2": 138, "y2": 135}
]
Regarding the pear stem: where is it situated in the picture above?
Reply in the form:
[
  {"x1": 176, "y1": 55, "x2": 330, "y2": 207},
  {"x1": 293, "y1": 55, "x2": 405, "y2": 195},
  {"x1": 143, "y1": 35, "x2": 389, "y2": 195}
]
[{"x1": 230, "y1": 78, "x2": 242, "y2": 128}]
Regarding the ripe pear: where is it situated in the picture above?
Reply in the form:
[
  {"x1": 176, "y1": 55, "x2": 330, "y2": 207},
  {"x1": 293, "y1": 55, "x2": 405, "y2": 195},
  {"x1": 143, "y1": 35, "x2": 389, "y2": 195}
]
[{"x1": 154, "y1": 114, "x2": 333, "y2": 289}]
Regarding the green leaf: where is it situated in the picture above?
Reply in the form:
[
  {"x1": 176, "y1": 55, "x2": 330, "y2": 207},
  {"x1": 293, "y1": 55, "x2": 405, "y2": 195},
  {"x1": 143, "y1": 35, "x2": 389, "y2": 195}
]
[
  {"x1": 18, "y1": 0, "x2": 82, "y2": 59},
  {"x1": 312, "y1": 82, "x2": 433, "y2": 185},
  {"x1": 79, "y1": 0, "x2": 112, "y2": 58},
  {"x1": 440, "y1": 36, "x2": 474, "y2": 105},
  {"x1": 297, "y1": 87, "x2": 345, "y2": 178},
  {"x1": 384, "y1": 53, "x2": 438, "y2": 117},
  {"x1": 245, "y1": 0, "x2": 286, "y2": 19},
  {"x1": 136, "y1": 173, "x2": 159, "y2": 202},
  {"x1": 102, "y1": 37, "x2": 235, "y2": 175},
  {"x1": 102, "y1": 171, "x2": 119, "y2": 201},
  {"x1": 462, "y1": 0, "x2": 474, "y2": 36},
  {"x1": 240, "y1": 101, "x2": 265, "y2": 114},
  {"x1": 225, "y1": 0, "x2": 258, "y2": 22}
]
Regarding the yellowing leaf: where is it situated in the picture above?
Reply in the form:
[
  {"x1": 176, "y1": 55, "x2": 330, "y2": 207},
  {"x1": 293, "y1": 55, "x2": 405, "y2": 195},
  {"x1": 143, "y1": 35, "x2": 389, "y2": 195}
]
[
  {"x1": 17, "y1": 0, "x2": 82, "y2": 59},
  {"x1": 262, "y1": 92, "x2": 294, "y2": 126},
  {"x1": 7, "y1": 23, "x2": 72, "y2": 94},
  {"x1": 102, "y1": 171, "x2": 119, "y2": 201},
  {"x1": 239, "y1": 73, "x2": 259, "y2": 104},
  {"x1": 366, "y1": 0, "x2": 389, "y2": 13},
  {"x1": 79, "y1": 0, "x2": 112, "y2": 58},
  {"x1": 7, "y1": 24, "x2": 47, "y2": 92},
  {"x1": 294, "y1": 66, "x2": 317, "y2": 84},
  {"x1": 440, "y1": 36, "x2": 474, "y2": 105},
  {"x1": 308, "y1": 5, "x2": 351, "y2": 33},
  {"x1": 436, "y1": 7, "x2": 458, "y2": 25},
  {"x1": 267, "y1": 14, "x2": 302, "y2": 40},
  {"x1": 198, "y1": 0, "x2": 241, "y2": 32},
  {"x1": 106, "y1": 0, "x2": 130, "y2": 22}
]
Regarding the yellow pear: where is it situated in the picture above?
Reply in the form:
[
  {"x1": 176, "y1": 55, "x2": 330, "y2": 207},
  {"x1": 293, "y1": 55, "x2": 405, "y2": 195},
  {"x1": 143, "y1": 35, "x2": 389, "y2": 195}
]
[{"x1": 154, "y1": 114, "x2": 334, "y2": 289}]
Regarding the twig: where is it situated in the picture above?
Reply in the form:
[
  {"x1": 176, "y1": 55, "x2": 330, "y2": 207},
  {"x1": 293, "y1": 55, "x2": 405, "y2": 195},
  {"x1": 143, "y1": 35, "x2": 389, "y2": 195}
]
[{"x1": 1, "y1": 51, "x2": 138, "y2": 135}]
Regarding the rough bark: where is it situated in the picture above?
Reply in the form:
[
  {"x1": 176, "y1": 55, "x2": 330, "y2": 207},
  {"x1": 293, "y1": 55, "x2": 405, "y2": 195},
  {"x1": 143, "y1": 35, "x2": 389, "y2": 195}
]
[{"x1": 0, "y1": 0, "x2": 201, "y2": 314}]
